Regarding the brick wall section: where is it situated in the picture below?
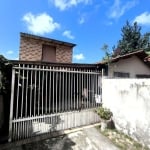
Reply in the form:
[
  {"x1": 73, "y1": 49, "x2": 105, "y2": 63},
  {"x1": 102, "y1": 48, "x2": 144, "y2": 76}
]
[
  {"x1": 19, "y1": 33, "x2": 75, "y2": 63},
  {"x1": 19, "y1": 37, "x2": 42, "y2": 61},
  {"x1": 56, "y1": 45, "x2": 72, "y2": 63}
]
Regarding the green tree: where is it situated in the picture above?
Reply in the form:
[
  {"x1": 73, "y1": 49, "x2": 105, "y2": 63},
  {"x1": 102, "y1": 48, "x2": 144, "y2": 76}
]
[
  {"x1": 101, "y1": 21, "x2": 150, "y2": 59},
  {"x1": 101, "y1": 44, "x2": 111, "y2": 61},
  {"x1": 142, "y1": 32, "x2": 150, "y2": 49},
  {"x1": 114, "y1": 21, "x2": 150, "y2": 56}
]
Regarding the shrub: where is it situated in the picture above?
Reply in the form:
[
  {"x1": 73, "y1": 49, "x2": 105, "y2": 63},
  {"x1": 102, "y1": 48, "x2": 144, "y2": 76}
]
[
  {"x1": 96, "y1": 107, "x2": 113, "y2": 120},
  {"x1": 0, "y1": 55, "x2": 11, "y2": 95}
]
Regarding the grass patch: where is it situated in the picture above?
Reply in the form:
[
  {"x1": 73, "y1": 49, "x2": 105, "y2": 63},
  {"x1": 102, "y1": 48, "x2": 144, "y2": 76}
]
[{"x1": 97, "y1": 126, "x2": 149, "y2": 150}]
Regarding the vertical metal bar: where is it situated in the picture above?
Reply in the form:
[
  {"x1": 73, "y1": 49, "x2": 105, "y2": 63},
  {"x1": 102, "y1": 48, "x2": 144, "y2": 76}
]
[
  {"x1": 52, "y1": 67, "x2": 55, "y2": 113},
  {"x1": 96, "y1": 72, "x2": 98, "y2": 108},
  {"x1": 14, "y1": 121, "x2": 16, "y2": 141},
  {"x1": 100, "y1": 70, "x2": 102, "y2": 104},
  {"x1": 23, "y1": 120, "x2": 25, "y2": 139},
  {"x1": 53, "y1": 67, "x2": 54, "y2": 113},
  {"x1": 66, "y1": 68, "x2": 69, "y2": 128},
  {"x1": 49, "y1": 67, "x2": 51, "y2": 113},
  {"x1": 73, "y1": 69, "x2": 75, "y2": 110},
  {"x1": 25, "y1": 65, "x2": 29, "y2": 117},
  {"x1": 99, "y1": 71, "x2": 102, "y2": 104},
  {"x1": 45, "y1": 67, "x2": 48, "y2": 114},
  {"x1": 77, "y1": 69, "x2": 78, "y2": 110},
  {"x1": 90, "y1": 70, "x2": 92, "y2": 109},
  {"x1": 73, "y1": 69, "x2": 76, "y2": 127},
  {"x1": 94, "y1": 72, "x2": 96, "y2": 109},
  {"x1": 62, "y1": 68, "x2": 64, "y2": 112},
  {"x1": 59, "y1": 70, "x2": 61, "y2": 113},
  {"x1": 81, "y1": 69, "x2": 83, "y2": 110},
  {"x1": 16, "y1": 65, "x2": 20, "y2": 118},
  {"x1": 34, "y1": 66, "x2": 37, "y2": 116},
  {"x1": 88, "y1": 70, "x2": 91, "y2": 109},
  {"x1": 97, "y1": 71, "x2": 100, "y2": 107},
  {"x1": 21, "y1": 64, "x2": 25, "y2": 118},
  {"x1": 38, "y1": 65, "x2": 41, "y2": 115},
  {"x1": 84, "y1": 70, "x2": 88, "y2": 109},
  {"x1": 68, "y1": 68, "x2": 70, "y2": 111},
  {"x1": 15, "y1": 122, "x2": 17, "y2": 141},
  {"x1": 56, "y1": 68, "x2": 58, "y2": 113},
  {"x1": 8, "y1": 68, "x2": 16, "y2": 142},
  {"x1": 88, "y1": 70, "x2": 91, "y2": 108},
  {"x1": 87, "y1": 69, "x2": 89, "y2": 109},
  {"x1": 84, "y1": 72, "x2": 86, "y2": 105},
  {"x1": 25, "y1": 120, "x2": 26, "y2": 139},
  {"x1": 70, "y1": 69, "x2": 73, "y2": 111},
  {"x1": 84, "y1": 70, "x2": 86, "y2": 109},
  {"x1": 79, "y1": 69, "x2": 82, "y2": 111},
  {"x1": 18, "y1": 122, "x2": 20, "y2": 140},
  {"x1": 65, "y1": 69, "x2": 68, "y2": 112},
  {"x1": 26, "y1": 120, "x2": 28, "y2": 139},
  {"x1": 42, "y1": 66, "x2": 44, "y2": 115},
  {"x1": 30, "y1": 65, "x2": 33, "y2": 116},
  {"x1": 91, "y1": 74, "x2": 94, "y2": 108}
]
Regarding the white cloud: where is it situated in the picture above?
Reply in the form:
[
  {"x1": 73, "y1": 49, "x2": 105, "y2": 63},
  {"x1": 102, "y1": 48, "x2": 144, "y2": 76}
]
[
  {"x1": 63, "y1": 30, "x2": 75, "y2": 39},
  {"x1": 6, "y1": 50, "x2": 14, "y2": 54},
  {"x1": 79, "y1": 15, "x2": 86, "y2": 24},
  {"x1": 50, "y1": 0, "x2": 92, "y2": 11},
  {"x1": 109, "y1": 0, "x2": 138, "y2": 19},
  {"x1": 133, "y1": 12, "x2": 150, "y2": 25},
  {"x1": 23, "y1": 12, "x2": 60, "y2": 35},
  {"x1": 73, "y1": 53, "x2": 85, "y2": 60}
]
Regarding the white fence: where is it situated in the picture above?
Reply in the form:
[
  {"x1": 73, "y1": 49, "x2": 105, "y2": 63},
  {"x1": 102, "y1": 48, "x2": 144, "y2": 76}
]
[{"x1": 102, "y1": 78, "x2": 150, "y2": 147}]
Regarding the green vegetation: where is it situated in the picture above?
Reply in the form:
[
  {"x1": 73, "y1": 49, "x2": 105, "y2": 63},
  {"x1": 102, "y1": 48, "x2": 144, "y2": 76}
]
[
  {"x1": 115, "y1": 21, "x2": 150, "y2": 56},
  {"x1": 99, "y1": 128, "x2": 150, "y2": 150},
  {"x1": 0, "y1": 55, "x2": 7, "y2": 94},
  {"x1": 96, "y1": 107, "x2": 113, "y2": 120},
  {"x1": 0, "y1": 55, "x2": 11, "y2": 95},
  {"x1": 102, "y1": 21, "x2": 150, "y2": 59}
]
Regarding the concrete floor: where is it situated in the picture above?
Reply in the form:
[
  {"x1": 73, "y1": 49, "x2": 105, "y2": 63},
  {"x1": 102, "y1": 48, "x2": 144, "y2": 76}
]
[{"x1": 5, "y1": 127, "x2": 119, "y2": 150}]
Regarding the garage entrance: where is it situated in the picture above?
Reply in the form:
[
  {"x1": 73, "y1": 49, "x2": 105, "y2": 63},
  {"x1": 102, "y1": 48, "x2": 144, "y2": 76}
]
[{"x1": 9, "y1": 62, "x2": 103, "y2": 142}]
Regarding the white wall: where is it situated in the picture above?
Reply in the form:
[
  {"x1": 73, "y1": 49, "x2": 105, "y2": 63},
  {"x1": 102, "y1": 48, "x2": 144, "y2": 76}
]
[
  {"x1": 108, "y1": 56, "x2": 150, "y2": 78},
  {"x1": 102, "y1": 79, "x2": 150, "y2": 147}
]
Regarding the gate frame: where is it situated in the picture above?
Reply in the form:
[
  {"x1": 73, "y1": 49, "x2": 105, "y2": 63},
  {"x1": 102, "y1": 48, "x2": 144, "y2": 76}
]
[{"x1": 8, "y1": 60, "x2": 106, "y2": 142}]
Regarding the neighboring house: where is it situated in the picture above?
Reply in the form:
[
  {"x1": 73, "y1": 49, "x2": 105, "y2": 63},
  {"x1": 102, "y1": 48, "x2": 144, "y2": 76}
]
[
  {"x1": 100, "y1": 50, "x2": 150, "y2": 78},
  {"x1": 19, "y1": 32, "x2": 76, "y2": 63}
]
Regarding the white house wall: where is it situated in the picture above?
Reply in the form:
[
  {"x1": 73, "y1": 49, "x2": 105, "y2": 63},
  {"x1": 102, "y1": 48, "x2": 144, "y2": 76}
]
[
  {"x1": 108, "y1": 56, "x2": 150, "y2": 78},
  {"x1": 102, "y1": 78, "x2": 150, "y2": 148}
]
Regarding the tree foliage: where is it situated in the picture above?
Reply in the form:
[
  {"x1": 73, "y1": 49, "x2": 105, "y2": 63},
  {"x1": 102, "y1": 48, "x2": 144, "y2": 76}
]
[
  {"x1": 101, "y1": 44, "x2": 111, "y2": 60},
  {"x1": 113, "y1": 21, "x2": 150, "y2": 57}
]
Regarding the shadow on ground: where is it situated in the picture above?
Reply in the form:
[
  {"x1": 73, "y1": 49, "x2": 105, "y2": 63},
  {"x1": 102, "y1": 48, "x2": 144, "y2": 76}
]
[
  {"x1": 8, "y1": 134, "x2": 75, "y2": 150},
  {"x1": 4, "y1": 127, "x2": 120, "y2": 150}
]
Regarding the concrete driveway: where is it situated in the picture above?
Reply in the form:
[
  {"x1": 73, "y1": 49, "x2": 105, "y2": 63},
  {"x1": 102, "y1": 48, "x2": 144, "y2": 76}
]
[{"x1": 6, "y1": 127, "x2": 119, "y2": 150}]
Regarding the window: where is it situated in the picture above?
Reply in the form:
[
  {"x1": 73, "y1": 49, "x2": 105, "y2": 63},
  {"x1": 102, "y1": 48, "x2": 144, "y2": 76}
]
[
  {"x1": 136, "y1": 74, "x2": 150, "y2": 78},
  {"x1": 114, "y1": 72, "x2": 130, "y2": 78},
  {"x1": 42, "y1": 45, "x2": 56, "y2": 62}
]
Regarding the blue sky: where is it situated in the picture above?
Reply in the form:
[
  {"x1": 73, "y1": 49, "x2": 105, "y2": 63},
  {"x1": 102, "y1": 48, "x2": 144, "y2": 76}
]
[{"x1": 0, "y1": 0, "x2": 150, "y2": 63}]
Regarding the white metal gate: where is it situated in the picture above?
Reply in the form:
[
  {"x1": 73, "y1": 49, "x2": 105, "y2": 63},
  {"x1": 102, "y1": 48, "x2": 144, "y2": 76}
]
[{"x1": 9, "y1": 63, "x2": 102, "y2": 142}]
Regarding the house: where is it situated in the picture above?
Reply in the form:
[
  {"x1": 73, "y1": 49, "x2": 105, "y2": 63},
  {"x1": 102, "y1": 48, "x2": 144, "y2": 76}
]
[
  {"x1": 99, "y1": 50, "x2": 150, "y2": 78},
  {"x1": 19, "y1": 32, "x2": 76, "y2": 63}
]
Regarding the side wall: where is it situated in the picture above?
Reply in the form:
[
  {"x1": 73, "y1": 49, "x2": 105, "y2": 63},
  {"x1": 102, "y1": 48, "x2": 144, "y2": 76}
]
[
  {"x1": 102, "y1": 79, "x2": 150, "y2": 147},
  {"x1": 19, "y1": 36, "x2": 72, "y2": 63},
  {"x1": 108, "y1": 56, "x2": 150, "y2": 78}
]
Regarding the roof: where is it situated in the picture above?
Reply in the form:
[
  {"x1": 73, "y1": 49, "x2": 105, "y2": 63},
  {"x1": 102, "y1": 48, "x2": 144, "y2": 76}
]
[
  {"x1": 20, "y1": 32, "x2": 76, "y2": 47},
  {"x1": 99, "y1": 50, "x2": 148, "y2": 64}
]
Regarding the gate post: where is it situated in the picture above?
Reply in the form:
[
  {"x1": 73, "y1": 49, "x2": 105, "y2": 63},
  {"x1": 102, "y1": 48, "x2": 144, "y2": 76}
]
[{"x1": 8, "y1": 68, "x2": 15, "y2": 142}]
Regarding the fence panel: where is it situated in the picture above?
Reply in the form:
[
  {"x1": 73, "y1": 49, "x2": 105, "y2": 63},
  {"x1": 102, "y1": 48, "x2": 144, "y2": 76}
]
[{"x1": 9, "y1": 63, "x2": 102, "y2": 141}]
